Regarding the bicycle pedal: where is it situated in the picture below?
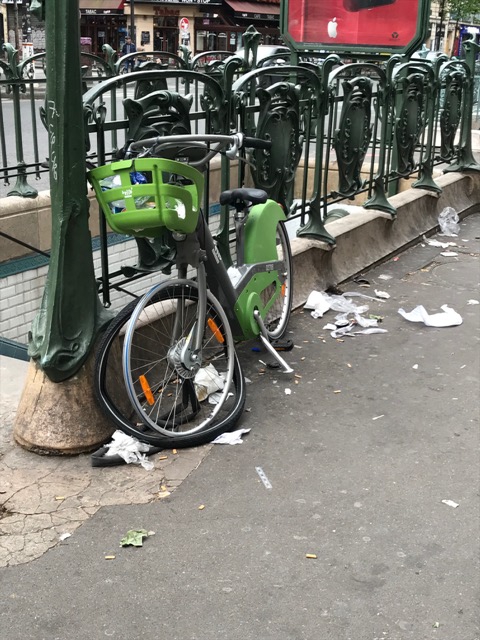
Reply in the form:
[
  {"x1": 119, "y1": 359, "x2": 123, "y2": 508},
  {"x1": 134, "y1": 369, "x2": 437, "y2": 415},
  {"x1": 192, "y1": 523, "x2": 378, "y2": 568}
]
[
  {"x1": 266, "y1": 360, "x2": 281, "y2": 370},
  {"x1": 271, "y1": 338, "x2": 294, "y2": 352}
]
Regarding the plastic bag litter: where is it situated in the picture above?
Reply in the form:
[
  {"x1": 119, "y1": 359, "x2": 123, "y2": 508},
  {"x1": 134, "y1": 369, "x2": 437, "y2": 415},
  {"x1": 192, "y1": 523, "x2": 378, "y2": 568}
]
[
  {"x1": 104, "y1": 430, "x2": 154, "y2": 471},
  {"x1": 304, "y1": 291, "x2": 371, "y2": 319},
  {"x1": 194, "y1": 364, "x2": 225, "y2": 402},
  {"x1": 398, "y1": 304, "x2": 462, "y2": 327},
  {"x1": 438, "y1": 207, "x2": 460, "y2": 237}
]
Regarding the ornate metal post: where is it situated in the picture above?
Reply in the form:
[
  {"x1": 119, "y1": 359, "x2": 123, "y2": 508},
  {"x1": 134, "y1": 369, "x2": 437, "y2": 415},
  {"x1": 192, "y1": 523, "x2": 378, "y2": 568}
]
[
  {"x1": 27, "y1": 0, "x2": 105, "y2": 381},
  {"x1": 444, "y1": 36, "x2": 480, "y2": 172},
  {"x1": 14, "y1": 0, "x2": 113, "y2": 454}
]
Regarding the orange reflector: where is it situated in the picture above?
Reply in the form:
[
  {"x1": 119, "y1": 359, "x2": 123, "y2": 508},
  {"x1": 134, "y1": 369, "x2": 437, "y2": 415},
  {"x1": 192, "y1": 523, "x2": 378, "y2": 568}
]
[
  {"x1": 139, "y1": 374, "x2": 155, "y2": 406},
  {"x1": 207, "y1": 317, "x2": 225, "y2": 343},
  {"x1": 281, "y1": 283, "x2": 286, "y2": 297}
]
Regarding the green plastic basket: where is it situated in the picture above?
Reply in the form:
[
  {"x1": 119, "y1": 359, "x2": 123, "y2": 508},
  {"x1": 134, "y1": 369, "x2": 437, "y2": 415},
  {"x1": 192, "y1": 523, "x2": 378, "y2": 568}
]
[{"x1": 88, "y1": 157, "x2": 204, "y2": 238}]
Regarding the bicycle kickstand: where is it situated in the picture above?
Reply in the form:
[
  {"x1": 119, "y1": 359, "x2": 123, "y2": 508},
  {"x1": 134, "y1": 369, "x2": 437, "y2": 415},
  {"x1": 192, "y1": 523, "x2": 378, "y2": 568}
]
[{"x1": 253, "y1": 310, "x2": 294, "y2": 374}]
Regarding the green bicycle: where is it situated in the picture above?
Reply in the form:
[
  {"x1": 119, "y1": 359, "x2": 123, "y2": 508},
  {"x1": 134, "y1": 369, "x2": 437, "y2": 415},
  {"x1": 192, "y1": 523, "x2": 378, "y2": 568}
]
[{"x1": 89, "y1": 133, "x2": 294, "y2": 448}]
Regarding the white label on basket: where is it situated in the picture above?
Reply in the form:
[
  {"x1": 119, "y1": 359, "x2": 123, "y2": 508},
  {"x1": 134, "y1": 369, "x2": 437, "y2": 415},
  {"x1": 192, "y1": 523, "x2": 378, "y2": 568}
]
[
  {"x1": 175, "y1": 200, "x2": 186, "y2": 219},
  {"x1": 122, "y1": 188, "x2": 132, "y2": 198}
]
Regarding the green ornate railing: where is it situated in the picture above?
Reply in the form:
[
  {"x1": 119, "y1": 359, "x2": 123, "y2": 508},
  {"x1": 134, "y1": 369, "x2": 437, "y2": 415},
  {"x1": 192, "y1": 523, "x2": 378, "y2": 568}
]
[{"x1": 2, "y1": 29, "x2": 480, "y2": 328}]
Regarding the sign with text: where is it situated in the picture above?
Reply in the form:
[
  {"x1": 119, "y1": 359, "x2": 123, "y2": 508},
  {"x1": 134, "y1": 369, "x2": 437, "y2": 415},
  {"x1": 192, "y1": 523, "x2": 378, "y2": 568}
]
[{"x1": 281, "y1": 0, "x2": 430, "y2": 54}]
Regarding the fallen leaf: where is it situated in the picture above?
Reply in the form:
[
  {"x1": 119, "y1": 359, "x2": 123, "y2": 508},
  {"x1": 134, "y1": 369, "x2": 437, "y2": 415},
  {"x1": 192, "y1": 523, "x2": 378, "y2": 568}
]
[{"x1": 120, "y1": 529, "x2": 151, "y2": 547}]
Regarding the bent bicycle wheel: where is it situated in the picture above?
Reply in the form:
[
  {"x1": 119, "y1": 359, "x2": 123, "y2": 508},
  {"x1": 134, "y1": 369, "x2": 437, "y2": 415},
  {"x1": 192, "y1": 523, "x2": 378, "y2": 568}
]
[
  {"x1": 94, "y1": 282, "x2": 246, "y2": 448},
  {"x1": 262, "y1": 220, "x2": 294, "y2": 340},
  {"x1": 122, "y1": 280, "x2": 246, "y2": 447}
]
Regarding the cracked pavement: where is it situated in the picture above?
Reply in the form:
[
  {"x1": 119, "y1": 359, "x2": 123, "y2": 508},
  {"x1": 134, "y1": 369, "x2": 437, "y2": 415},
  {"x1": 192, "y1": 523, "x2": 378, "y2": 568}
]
[{"x1": 0, "y1": 372, "x2": 210, "y2": 568}]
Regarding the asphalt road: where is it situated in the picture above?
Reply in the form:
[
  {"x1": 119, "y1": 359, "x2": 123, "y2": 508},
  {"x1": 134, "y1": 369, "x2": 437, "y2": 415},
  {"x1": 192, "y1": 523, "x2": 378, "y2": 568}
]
[{"x1": 0, "y1": 214, "x2": 478, "y2": 639}]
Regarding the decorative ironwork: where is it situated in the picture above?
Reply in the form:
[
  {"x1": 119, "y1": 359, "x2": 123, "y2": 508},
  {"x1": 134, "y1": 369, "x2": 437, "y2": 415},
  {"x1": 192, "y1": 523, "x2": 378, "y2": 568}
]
[{"x1": 333, "y1": 77, "x2": 373, "y2": 197}]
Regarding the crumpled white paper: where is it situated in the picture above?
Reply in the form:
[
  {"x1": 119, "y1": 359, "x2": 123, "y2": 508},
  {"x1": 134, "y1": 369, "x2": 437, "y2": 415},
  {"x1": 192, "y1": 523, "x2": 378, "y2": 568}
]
[
  {"x1": 194, "y1": 364, "x2": 225, "y2": 402},
  {"x1": 398, "y1": 304, "x2": 463, "y2": 327},
  {"x1": 211, "y1": 428, "x2": 251, "y2": 445},
  {"x1": 104, "y1": 430, "x2": 154, "y2": 470}
]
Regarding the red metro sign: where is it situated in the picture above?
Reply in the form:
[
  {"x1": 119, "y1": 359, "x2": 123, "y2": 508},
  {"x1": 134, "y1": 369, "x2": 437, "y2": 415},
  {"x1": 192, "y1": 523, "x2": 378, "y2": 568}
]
[{"x1": 280, "y1": 0, "x2": 431, "y2": 55}]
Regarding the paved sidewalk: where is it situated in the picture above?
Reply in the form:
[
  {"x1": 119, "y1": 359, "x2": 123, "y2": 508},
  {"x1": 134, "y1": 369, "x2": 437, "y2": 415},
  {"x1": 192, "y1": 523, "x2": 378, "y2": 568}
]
[{"x1": 0, "y1": 214, "x2": 479, "y2": 639}]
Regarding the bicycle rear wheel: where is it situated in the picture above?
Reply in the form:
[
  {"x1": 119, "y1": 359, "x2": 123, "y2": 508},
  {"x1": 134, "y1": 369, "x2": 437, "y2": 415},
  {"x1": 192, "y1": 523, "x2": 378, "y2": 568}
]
[
  {"x1": 122, "y1": 280, "x2": 246, "y2": 447},
  {"x1": 262, "y1": 220, "x2": 294, "y2": 340},
  {"x1": 94, "y1": 283, "x2": 246, "y2": 448}
]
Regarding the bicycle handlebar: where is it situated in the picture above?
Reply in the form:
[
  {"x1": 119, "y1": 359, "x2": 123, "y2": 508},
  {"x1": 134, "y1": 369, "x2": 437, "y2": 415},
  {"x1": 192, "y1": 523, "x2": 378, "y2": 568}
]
[{"x1": 127, "y1": 133, "x2": 272, "y2": 155}]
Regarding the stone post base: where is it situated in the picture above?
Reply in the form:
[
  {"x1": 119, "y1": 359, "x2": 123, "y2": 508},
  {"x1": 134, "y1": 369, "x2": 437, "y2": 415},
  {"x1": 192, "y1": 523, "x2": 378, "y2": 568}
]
[{"x1": 13, "y1": 355, "x2": 114, "y2": 455}]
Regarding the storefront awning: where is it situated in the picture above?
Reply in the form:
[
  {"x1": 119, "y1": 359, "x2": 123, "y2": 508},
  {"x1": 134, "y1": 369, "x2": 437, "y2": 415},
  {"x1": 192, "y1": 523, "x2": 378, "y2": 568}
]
[
  {"x1": 79, "y1": 1, "x2": 125, "y2": 15},
  {"x1": 225, "y1": 1, "x2": 280, "y2": 20}
]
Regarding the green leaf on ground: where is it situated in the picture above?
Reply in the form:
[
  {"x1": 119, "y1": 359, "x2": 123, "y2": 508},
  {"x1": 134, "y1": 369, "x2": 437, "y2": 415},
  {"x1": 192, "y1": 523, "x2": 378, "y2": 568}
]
[{"x1": 120, "y1": 529, "x2": 150, "y2": 547}]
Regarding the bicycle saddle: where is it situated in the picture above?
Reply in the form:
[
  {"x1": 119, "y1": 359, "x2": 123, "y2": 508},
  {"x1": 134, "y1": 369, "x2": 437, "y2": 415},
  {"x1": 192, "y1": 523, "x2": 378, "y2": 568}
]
[{"x1": 220, "y1": 188, "x2": 268, "y2": 210}]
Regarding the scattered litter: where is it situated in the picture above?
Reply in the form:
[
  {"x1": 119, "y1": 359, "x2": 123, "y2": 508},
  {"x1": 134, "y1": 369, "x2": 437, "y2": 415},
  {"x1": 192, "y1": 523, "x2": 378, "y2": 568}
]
[
  {"x1": 245, "y1": 377, "x2": 252, "y2": 384},
  {"x1": 398, "y1": 305, "x2": 462, "y2": 327},
  {"x1": 255, "y1": 466, "x2": 272, "y2": 489},
  {"x1": 104, "y1": 555, "x2": 116, "y2": 560},
  {"x1": 59, "y1": 533, "x2": 71, "y2": 541},
  {"x1": 372, "y1": 415, "x2": 384, "y2": 420},
  {"x1": 432, "y1": 622, "x2": 440, "y2": 629},
  {"x1": 438, "y1": 207, "x2": 460, "y2": 236},
  {"x1": 120, "y1": 529, "x2": 155, "y2": 547},
  {"x1": 194, "y1": 364, "x2": 224, "y2": 402},
  {"x1": 441, "y1": 499, "x2": 459, "y2": 508},
  {"x1": 412, "y1": 364, "x2": 419, "y2": 369},
  {"x1": 305, "y1": 554, "x2": 317, "y2": 559},
  {"x1": 333, "y1": 390, "x2": 342, "y2": 394},
  {"x1": 285, "y1": 388, "x2": 292, "y2": 395},
  {"x1": 303, "y1": 290, "x2": 331, "y2": 317},
  {"x1": 104, "y1": 430, "x2": 154, "y2": 471},
  {"x1": 423, "y1": 235, "x2": 456, "y2": 249},
  {"x1": 378, "y1": 274, "x2": 392, "y2": 280},
  {"x1": 393, "y1": 256, "x2": 399, "y2": 261},
  {"x1": 467, "y1": 299, "x2": 479, "y2": 305},
  {"x1": 198, "y1": 505, "x2": 205, "y2": 510},
  {"x1": 211, "y1": 428, "x2": 251, "y2": 445},
  {"x1": 374, "y1": 290, "x2": 390, "y2": 299},
  {"x1": 55, "y1": 496, "x2": 65, "y2": 501},
  {"x1": 259, "y1": 359, "x2": 267, "y2": 366},
  {"x1": 306, "y1": 290, "x2": 389, "y2": 338},
  {"x1": 440, "y1": 251, "x2": 458, "y2": 257},
  {"x1": 158, "y1": 455, "x2": 168, "y2": 460},
  {"x1": 172, "y1": 449, "x2": 178, "y2": 455}
]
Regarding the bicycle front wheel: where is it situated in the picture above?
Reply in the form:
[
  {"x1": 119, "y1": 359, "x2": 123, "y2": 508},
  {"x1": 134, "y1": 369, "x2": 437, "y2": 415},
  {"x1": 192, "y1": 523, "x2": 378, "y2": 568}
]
[
  {"x1": 262, "y1": 220, "x2": 294, "y2": 340},
  {"x1": 122, "y1": 280, "x2": 246, "y2": 447}
]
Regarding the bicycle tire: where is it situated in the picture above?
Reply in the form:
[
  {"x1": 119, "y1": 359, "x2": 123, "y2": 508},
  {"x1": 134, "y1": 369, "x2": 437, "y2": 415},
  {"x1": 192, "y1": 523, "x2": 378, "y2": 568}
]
[
  {"x1": 262, "y1": 220, "x2": 294, "y2": 340},
  {"x1": 94, "y1": 282, "x2": 246, "y2": 448}
]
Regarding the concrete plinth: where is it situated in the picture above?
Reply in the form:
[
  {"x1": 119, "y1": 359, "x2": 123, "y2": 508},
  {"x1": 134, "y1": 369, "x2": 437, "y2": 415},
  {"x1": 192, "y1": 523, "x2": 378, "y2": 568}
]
[{"x1": 13, "y1": 354, "x2": 114, "y2": 455}]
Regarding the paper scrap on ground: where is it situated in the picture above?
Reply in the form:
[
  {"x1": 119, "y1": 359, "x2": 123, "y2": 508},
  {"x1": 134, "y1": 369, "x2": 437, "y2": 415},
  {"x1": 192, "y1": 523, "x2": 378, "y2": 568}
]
[
  {"x1": 211, "y1": 428, "x2": 251, "y2": 445},
  {"x1": 104, "y1": 430, "x2": 154, "y2": 470},
  {"x1": 374, "y1": 290, "x2": 390, "y2": 299},
  {"x1": 398, "y1": 304, "x2": 462, "y2": 327},
  {"x1": 440, "y1": 251, "x2": 458, "y2": 257},
  {"x1": 441, "y1": 499, "x2": 459, "y2": 508},
  {"x1": 423, "y1": 235, "x2": 456, "y2": 249},
  {"x1": 306, "y1": 290, "x2": 388, "y2": 337},
  {"x1": 194, "y1": 364, "x2": 224, "y2": 402},
  {"x1": 467, "y1": 299, "x2": 479, "y2": 305}
]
